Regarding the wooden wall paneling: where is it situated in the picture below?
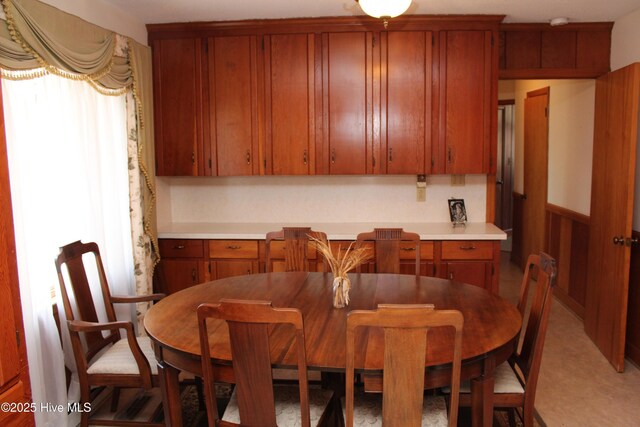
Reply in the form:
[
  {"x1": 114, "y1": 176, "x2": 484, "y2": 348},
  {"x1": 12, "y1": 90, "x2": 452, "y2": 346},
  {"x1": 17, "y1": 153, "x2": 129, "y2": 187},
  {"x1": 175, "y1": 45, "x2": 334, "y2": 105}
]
[
  {"x1": 541, "y1": 31, "x2": 576, "y2": 69},
  {"x1": 626, "y1": 230, "x2": 640, "y2": 366},
  {"x1": 544, "y1": 204, "x2": 590, "y2": 318},
  {"x1": 505, "y1": 31, "x2": 540, "y2": 70},
  {"x1": 511, "y1": 191, "x2": 524, "y2": 269}
]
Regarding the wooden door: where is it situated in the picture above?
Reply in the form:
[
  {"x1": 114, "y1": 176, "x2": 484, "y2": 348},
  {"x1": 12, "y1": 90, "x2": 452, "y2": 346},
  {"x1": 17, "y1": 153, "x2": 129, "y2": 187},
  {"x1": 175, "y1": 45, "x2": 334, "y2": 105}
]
[
  {"x1": 0, "y1": 83, "x2": 34, "y2": 426},
  {"x1": 213, "y1": 260, "x2": 258, "y2": 279},
  {"x1": 443, "y1": 262, "x2": 490, "y2": 289},
  {"x1": 208, "y1": 36, "x2": 259, "y2": 176},
  {"x1": 382, "y1": 31, "x2": 432, "y2": 174},
  {"x1": 521, "y1": 88, "x2": 549, "y2": 265},
  {"x1": 322, "y1": 32, "x2": 373, "y2": 174},
  {"x1": 585, "y1": 64, "x2": 640, "y2": 372},
  {"x1": 152, "y1": 37, "x2": 204, "y2": 176},
  {"x1": 156, "y1": 259, "x2": 204, "y2": 294},
  {"x1": 439, "y1": 30, "x2": 492, "y2": 174},
  {"x1": 496, "y1": 103, "x2": 514, "y2": 230},
  {"x1": 265, "y1": 33, "x2": 317, "y2": 175}
]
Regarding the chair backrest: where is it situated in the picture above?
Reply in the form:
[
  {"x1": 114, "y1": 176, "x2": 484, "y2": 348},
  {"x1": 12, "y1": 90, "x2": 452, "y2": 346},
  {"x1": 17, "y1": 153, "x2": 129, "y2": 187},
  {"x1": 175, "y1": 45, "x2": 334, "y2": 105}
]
[
  {"x1": 355, "y1": 228, "x2": 421, "y2": 275},
  {"x1": 512, "y1": 252, "x2": 557, "y2": 402},
  {"x1": 265, "y1": 227, "x2": 327, "y2": 272},
  {"x1": 345, "y1": 304, "x2": 464, "y2": 427},
  {"x1": 55, "y1": 240, "x2": 120, "y2": 362},
  {"x1": 197, "y1": 299, "x2": 312, "y2": 427}
]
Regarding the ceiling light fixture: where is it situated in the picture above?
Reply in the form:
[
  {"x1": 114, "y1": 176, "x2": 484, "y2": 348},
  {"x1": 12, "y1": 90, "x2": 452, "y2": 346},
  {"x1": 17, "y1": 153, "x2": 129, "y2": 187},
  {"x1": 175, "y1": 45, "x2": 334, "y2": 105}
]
[{"x1": 356, "y1": 0, "x2": 412, "y2": 29}]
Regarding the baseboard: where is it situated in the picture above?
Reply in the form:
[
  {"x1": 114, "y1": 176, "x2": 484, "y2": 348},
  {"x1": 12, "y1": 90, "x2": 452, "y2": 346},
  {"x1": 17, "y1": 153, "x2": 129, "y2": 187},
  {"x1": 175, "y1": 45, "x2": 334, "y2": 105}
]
[{"x1": 554, "y1": 286, "x2": 585, "y2": 319}]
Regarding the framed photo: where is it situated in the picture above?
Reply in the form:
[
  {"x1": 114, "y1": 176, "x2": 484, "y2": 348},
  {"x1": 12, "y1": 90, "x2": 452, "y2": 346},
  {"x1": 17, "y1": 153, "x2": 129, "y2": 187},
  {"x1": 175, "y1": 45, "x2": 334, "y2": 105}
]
[{"x1": 448, "y1": 198, "x2": 467, "y2": 225}]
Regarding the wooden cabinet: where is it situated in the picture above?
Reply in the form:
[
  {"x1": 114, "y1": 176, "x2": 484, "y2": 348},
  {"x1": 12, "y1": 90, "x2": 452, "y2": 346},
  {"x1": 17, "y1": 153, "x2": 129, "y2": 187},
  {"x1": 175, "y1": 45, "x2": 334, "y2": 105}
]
[
  {"x1": 156, "y1": 239, "x2": 206, "y2": 294},
  {"x1": 207, "y1": 35, "x2": 260, "y2": 176},
  {"x1": 438, "y1": 30, "x2": 493, "y2": 174},
  {"x1": 152, "y1": 37, "x2": 205, "y2": 176},
  {"x1": 439, "y1": 240, "x2": 498, "y2": 291},
  {"x1": 149, "y1": 17, "x2": 501, "y2": 177},
  {"x1": 382, "y1": 31, "x2": 433, "y2": 174},
  {"x1": 264, "y1": 33, "x2": 318, "y2": 175},
  {"x1": 322, "y1": 32, "x2": 373, "y2": 174},
  {"x1": 208, "y1": 240, "x2": 259, "y2": 279}
]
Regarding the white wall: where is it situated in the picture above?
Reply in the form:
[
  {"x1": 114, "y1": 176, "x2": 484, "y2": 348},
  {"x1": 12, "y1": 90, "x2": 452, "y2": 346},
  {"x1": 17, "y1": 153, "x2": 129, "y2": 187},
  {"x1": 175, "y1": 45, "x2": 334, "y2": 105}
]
[
  {"x1": 508, "y1": 80, "x2": 595, "y2": 216},
  {"x1": 612, "y1": 6, "x2": 640, "y2": 228},
  {"x1": 156, "y1": 175, "x2": 488, "y2": 227},
  {"x1": 39, "y1": 0, "x2": 147, "y2": 45}
]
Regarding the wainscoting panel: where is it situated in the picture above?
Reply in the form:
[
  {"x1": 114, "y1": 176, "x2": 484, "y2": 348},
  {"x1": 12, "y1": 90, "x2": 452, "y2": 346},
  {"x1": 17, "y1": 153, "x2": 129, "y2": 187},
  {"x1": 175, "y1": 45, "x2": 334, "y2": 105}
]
[{"x1": 545, "y1": 204, "x2": 589, "y2": 318}]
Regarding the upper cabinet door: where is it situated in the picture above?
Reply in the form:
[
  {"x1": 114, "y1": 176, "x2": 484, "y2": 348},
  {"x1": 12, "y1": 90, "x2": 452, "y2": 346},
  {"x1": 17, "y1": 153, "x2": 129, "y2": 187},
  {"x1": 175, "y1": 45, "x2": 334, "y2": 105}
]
[
  {"x1": 153, "y1": 38, "x2": 204, "y2": 176},
  {"x1": 438, "y1": 30, "x2": 493, "y2": 174},
  {"x1": 322, "y1": 32, "x2": 373, "y2": 175},
  {"x1": 208, "y1": 36, "x2": 260, "y2": 176},
  {"x1": 382, "y1": 31, "x2": 433, "y2": 175},
  {"x1": 264, "y1": 33, "x2": 318, "y2": 175}
]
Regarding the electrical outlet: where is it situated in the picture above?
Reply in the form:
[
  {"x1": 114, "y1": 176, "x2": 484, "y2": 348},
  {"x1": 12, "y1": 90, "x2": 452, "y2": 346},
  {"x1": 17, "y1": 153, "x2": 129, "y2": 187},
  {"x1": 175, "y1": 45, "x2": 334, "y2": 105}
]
[
  {"x1": 417, "y1": 186, "x2": 426, "y2": 202},
  {"x1": 451, "y1": 174, "x2": 466, "y2": 186}
]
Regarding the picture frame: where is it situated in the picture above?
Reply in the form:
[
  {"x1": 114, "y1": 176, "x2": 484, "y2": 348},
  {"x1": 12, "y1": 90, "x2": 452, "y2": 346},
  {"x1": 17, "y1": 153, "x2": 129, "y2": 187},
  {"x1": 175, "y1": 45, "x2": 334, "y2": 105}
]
[{"x1": 448, "y1": 198, "x2": 467, "y2": 225}]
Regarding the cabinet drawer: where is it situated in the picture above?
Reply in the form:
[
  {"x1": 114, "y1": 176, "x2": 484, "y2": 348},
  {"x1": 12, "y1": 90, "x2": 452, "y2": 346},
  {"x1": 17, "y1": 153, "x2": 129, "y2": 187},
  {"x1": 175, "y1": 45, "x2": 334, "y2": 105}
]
[
  {"x1": 441, "y1": 241, "x2": 494, "y2": 260},
  {"x1": 159, "y1": 239, "x2": 204, "y2": 258},
  {"x1": 209, "y1": 240, "x2": 259, "y2": 259},
  {"x1": 399, "y1": 241, "x2": 434, "y2": 260},
  {"x1": 268, "y1": 241, "x2": 317, "y2": 260}
]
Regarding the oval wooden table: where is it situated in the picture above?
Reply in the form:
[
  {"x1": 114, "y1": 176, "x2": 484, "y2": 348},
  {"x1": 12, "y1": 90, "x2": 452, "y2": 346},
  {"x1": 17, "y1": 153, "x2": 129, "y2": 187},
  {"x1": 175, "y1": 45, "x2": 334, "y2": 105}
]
[{"x1": 145, "y1": 272, "x2": 521, "y2": 427}]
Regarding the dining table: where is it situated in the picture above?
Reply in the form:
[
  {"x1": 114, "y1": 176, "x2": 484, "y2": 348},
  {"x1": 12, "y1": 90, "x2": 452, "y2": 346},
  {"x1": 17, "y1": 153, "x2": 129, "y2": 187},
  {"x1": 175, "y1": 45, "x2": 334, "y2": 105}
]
[{"x1": 144, "y1": 271, "x2": 522, "y2": 427}]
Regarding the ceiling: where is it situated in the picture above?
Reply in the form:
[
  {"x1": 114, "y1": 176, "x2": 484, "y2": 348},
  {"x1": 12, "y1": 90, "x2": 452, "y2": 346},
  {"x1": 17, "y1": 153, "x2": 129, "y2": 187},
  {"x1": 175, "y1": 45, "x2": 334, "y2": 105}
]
[{"x1": 101, "y1": 0, "x2": 640, "y2": 25}]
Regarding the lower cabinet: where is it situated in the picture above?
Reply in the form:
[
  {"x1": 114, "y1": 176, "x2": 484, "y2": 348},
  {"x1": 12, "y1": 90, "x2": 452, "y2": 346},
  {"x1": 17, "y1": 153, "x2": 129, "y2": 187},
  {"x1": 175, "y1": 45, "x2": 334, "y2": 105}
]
[{"x1": 157, "y1": 237, "x2": 501, "y2": 294}]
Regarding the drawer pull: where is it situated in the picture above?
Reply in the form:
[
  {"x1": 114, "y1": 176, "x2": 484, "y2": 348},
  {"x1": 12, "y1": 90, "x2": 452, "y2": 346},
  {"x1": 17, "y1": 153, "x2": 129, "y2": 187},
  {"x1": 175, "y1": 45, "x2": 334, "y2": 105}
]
[
  {"x1": 191, "y1": 268, "x2": 197, "y2": 283},
  {"x1": 401, "y1": 247, "x2": 416, "y2": 251},
  {"x1": 449, "y1": 272, "x2": 454, "y2": 280},
  {"x1": 459, "y1": 246, "x2": 476, "y2": 251},
  {"x1": 226, "y1": 245, "x2": 242, "y2": 250},
  {"x1": 173, "y1": 245, "x2": 186, "y2": 250}
]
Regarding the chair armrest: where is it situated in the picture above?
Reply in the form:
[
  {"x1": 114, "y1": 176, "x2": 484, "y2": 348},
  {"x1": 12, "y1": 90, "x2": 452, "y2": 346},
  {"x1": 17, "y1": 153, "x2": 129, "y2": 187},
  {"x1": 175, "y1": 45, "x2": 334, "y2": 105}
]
[
  {"x1": 67, "y1": 320, "x2": 154, "y2": 389},
  {"x1": 110, "y1": 293, "x2": 165, "y2": 304}
]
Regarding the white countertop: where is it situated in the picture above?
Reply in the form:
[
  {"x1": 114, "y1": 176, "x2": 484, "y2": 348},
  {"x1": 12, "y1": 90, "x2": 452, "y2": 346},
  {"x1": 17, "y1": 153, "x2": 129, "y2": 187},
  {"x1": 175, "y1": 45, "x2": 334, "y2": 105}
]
[{"x1": 158, "y1": 222, "x2": 507, "y2": 241}]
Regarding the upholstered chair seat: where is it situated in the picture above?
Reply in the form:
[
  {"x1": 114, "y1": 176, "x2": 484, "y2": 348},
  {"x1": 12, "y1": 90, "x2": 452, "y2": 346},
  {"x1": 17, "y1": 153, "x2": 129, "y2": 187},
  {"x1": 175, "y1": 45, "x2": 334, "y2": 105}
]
[
  {"x1": 86, "y1": 336, "x2": 157, "y2": 376},
  {"x1": 342, "y1": 392, "x2": 449, "y2": 427}
]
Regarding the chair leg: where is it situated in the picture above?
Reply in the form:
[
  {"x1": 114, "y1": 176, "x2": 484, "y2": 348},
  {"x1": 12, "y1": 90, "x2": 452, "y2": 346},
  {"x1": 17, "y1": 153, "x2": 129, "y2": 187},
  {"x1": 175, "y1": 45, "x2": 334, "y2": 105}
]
[
  {"x1": 195, "y1": 377, "x2": 205, "y2": 410},
  {"x1": 110, "y1": 387, "x2": 121, "y2": 412}
]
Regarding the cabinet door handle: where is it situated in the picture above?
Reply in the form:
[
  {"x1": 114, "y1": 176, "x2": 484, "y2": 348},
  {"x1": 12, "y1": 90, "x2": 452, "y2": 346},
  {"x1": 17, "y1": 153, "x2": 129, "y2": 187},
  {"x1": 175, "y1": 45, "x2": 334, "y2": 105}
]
[
  {"x1": 173, "y1": 245, "x2": 186, "y2": 250},
  {"x1": 226, "y1": 245, "x2": 242, "y2": 250},
  {"x1": 389, "y1": 147, "x2": 393, "y2": 162},
  {"x1": 246, "y1": 150, "x2": 251, "y2": 165},
  {"x1": 449, "y1": 272, "x2": 454, "y2": 280},
  {"x1": 191, "y1": 268, "x2": 197, "y2": 283},
  {"x1": 331, "y1": 149, "x2": 336, "y2": 164},
  {"x1": 191, "y1": 151, "x2": 196, "y2": 165},
  {"x1": 303, "y1": 149, "x2": 308, "y2": 165},
  {"x1": 459, "y1": 246, "x2": 477, "y2": 251},
  {"x1": 447, "y1": 147, "x2": 452, "y2": 163}
]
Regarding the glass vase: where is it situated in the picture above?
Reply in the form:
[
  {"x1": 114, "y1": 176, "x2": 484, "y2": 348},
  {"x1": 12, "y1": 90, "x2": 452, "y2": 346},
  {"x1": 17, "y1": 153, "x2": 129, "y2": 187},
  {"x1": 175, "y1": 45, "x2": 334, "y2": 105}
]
[{"x1": 332, "y1": 275, "x2": 350, "y2": 308}]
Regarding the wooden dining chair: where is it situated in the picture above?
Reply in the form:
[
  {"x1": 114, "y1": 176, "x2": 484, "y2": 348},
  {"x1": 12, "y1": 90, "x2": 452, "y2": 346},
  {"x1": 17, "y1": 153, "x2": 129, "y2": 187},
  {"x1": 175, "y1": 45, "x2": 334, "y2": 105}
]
[
  {"x1": 355, "y1": 228, "x2": 421, "y2": 275},
  {"x1": 265, "y1": 226, "x2": 328, "y2": 272},
  {"x1": 197, "y1": 299, "x2": 335, "y2": 427},
  {"x1": 458, "y1": 252, "x2": 557, "y2": 427},
  {"x1": 55, "y1": 241, "x2": 165, "y2": 427},
  {"x1": 345, "y1": 304, "x2": 464, "y2": 427}
]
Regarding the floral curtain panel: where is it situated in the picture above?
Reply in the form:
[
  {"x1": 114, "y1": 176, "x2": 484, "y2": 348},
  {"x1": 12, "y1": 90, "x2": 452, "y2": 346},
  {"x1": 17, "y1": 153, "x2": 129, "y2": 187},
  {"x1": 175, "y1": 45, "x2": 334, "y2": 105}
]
[{"x1": 0, "y1": 0, "x2": 159, "y2": 320}]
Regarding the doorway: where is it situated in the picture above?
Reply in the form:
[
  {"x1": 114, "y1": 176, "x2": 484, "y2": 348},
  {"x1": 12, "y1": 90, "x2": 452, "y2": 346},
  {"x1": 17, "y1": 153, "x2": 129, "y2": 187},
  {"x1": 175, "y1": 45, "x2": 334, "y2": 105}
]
[{"x1": 495, "y1": 101, "x2": 515, "y2": 232}]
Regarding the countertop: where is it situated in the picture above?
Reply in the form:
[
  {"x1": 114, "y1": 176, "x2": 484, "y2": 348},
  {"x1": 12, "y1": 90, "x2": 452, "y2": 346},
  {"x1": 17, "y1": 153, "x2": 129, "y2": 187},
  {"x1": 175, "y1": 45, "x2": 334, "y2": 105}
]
[{"x1": 158, "y1": 222, "x2": 507, "y2": 241}]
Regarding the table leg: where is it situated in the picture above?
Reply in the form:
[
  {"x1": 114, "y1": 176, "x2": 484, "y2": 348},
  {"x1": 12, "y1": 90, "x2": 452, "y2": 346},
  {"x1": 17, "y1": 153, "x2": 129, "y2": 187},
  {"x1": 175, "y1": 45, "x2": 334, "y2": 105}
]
[
  {"x1": 159, "y1": 360, "x2": 182, "y2": 427},
  {"x1": 470, "y1": 357, "x2": 496, "y2": 427}
]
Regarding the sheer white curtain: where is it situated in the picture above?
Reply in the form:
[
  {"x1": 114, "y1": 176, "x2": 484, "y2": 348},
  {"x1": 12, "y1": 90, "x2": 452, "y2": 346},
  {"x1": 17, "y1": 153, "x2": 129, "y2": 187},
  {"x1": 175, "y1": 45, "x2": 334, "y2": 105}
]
[{"x1": 2, "y1": 74, "x2": 134, "y2": 427}]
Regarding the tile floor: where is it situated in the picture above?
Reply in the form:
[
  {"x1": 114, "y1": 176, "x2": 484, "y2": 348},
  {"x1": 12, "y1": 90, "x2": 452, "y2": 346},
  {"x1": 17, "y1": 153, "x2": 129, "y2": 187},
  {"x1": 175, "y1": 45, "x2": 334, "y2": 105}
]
[{"x1": 499, "y1": 252, "x2": 640, "y2": 426}]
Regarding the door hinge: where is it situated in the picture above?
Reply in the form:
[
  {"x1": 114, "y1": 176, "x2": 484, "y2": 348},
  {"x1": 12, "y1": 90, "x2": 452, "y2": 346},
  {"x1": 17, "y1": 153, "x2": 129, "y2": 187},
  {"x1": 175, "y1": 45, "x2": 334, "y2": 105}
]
[
  {"x1": 263, "y1": 159, "x2": 267, "y2": 169},
  {"x1": 208, "y1": 158, "x2": 212, "y2": 169},
  {"x1": 208, "y1": 263, "x2": 212, "y2": 274}
]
